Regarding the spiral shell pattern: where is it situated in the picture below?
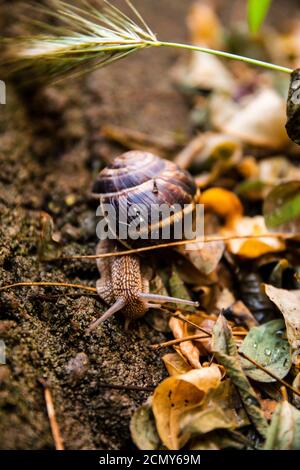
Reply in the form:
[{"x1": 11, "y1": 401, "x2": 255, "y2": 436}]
[{"x1": 92, "y1": 151, "x2": 198, "y2": 247}]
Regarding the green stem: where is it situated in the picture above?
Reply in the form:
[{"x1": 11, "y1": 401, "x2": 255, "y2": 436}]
[{"x1": 154, "y1": 40, "x2": 292, "y2": 74}]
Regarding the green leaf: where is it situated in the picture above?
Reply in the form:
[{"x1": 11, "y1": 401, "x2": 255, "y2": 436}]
[
  {"x1": 168, "y1": 265, "x2": 195, "y2": 312},
  {"x1": 211, "y1": 314, "x2": 268, "y2": 437},
  {"x1": 130, "y1": 398, "x2": 161, "y2": 450},
  {"x1": 263, "y1": 181, "x2": 300, "y2": 232},
  {"x1": 247, "y1": 0, "x2": 272, "y2": 34},
  {"x1": 240, "y1": 319, "x2": 292, "y2": 383},
  {"x1": 264, "y1": 401, "x2": 300, "y2": 449}
]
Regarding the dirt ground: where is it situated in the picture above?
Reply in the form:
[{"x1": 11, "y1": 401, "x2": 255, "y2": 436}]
[
  {"x1": 1, "y1": 0, "x2": 300, "y2": 451},
  {"x1": 0, "y1": 0, "x2": 195, "y2": 450}
]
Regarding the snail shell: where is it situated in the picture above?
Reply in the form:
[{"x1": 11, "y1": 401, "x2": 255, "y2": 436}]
[{"x1": 92, "y1": 151, "x2": 198, "y2": 247}]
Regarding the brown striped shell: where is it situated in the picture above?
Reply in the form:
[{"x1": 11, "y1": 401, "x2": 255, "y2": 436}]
[{"x1": 92, "y1": 151, "x2": 198, "y2": 248}]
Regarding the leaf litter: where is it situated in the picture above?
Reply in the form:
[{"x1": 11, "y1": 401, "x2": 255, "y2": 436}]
[{"x1": 131, "y1": 0, "x2": 300, "y2": 451}]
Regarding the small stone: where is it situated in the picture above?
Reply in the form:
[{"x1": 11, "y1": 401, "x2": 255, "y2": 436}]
[{"x1": 65, "y1": 352, "x2": 89, "y2": 382}]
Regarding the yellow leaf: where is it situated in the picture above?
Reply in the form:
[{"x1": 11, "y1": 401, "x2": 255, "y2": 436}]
[
  {"x1": 201, "y1": 188, "x2": 243, "y2": 222},
  {"x1": 152, "y1": 365, "x2": 221, "y2": 450},
  {"x1": 162, "y1": 353, "x2": 192, "y2": 376},
  {"x1": 223, "y1": 215, "x2": 285, "y2": 258},
  {"x1": 169, "y1": 316, "x2": 201, "y2": 369}
]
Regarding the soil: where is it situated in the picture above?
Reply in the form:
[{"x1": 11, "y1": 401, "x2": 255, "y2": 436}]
[
  {"x1": 1, "y1": 0, "x2": 299, "y2": 451},
  {"x1": 0, "y1": 0, "x2": 193, "y2": 450}
]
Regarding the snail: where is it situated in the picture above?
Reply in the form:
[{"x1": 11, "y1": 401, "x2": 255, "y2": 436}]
[{"x1": 87, "y1": 151, "x2": 200, "y2": 332}]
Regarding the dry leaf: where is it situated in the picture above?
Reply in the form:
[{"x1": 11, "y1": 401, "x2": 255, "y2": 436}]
[
  {"x1": 211, "y1": 314, "x2": 268, "y2": 437},
  {"x1": 177, "y1": 240, "x2": 224, "y2": 275},
  {"x1": 152, "y1": 365, "x2": 221, "y2": 450},
  {"x1": 189, "y1": 429, "x2": 248, "y2": 450},
  {"x1": 211, "y1": 88, "x2": 290, "y2": 148},
  {"x1": 222, "y1": 215, "x2": 285, "y2": 258},
  {"x1": 201, "y1": 187, "x2": 243, "y2": 222},
  {"x1": 225, "y1": 301, "x2": 258, "y2": 329},
  {"x1": 264, "y1": 400, "x2": 300, "y2": 449},
  {"x1": 172, "y1": 52, "x2": 235, "y2": 94},
  {"x1": 169, "y1": 317, "x2": 201, "y2": 369},
  {"x1": 162, "y1": 353, "x2": 192, "y2": 377},
  {"x1": 264, "y1": 284, "x2": 300, "y2": 352},
  {"x1": 186, "y1": 2, "x2": 223, "y2": 48},
  {"x1": 130, "y1": 398, "x2": 161, "y2": 450},
  {"x1": 179, "y1": 379, "x2": 249, "y2": 436}
]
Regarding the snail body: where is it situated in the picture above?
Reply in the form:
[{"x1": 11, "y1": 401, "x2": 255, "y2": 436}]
[{"x1": 87, "y1": 151, "x2": 199, "y2": 331}]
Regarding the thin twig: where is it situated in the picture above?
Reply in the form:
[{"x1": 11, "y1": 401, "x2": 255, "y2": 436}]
[
  {"x1": 239, "y1": 351, "x2": 300, "y2": 398},
  {"x1": 98, "y1": 382, "x2": 154, "y2": 392},
  {"x1": 170, "y1": 311, "x2": 212, "y2": 336},
  {"x1": 0, "y1": 281, "x2": 97, "y2": 293},
  {"x1": 57, "y1": 233, "x2": 295, "y2": 261},
  {"x1": 101, "y1": 124, "x2": 178, "y2": 154},
  {"x1": 44, "y1": 386, "x2": 64, "y2": 451},
  {"x1": 151, "y1": 333, "x2": 210, "y2": 350},
  {"x1": 280, "y1": 386, "x2": 288, "y2": 401}
]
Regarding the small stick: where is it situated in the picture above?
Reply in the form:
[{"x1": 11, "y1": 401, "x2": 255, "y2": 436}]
[
  {"x1": 151, "y1": 333, "x2": 209, "y2": 350},
  {"x1": 101, "y1": 124, "x2": 178, "y2": 155},
  {"x1": 239, "y1": 351, "x2": 300, "y2": 398},
  {"x1": 58, "y1": 233, "x2": 296, "y2": 261},
  {"x1": 280, "y1": 386, "x2": 288, "y2": 401},
  {"x1": 0, "y1": 281, "x2": 97, "y2": 294},
  {"x1": 171, "y1": 312, "x2": 246, "y2": 336},
  {"x1": 170, "y1": 312, "x2": 212, "y2": 336},
  {"x1": 44, "y1": 386, "x2": 64, "y2": 451},
  {"x1": 98, "y1": 382, "x2": 154, "y2": 392},
  {"x1": 175, "y1": 134, "x2": 205, "y2": 169}
]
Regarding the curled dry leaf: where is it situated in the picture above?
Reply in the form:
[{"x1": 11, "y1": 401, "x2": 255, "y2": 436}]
[
  {"x1": 224, "y1": 301, "x2": 258, "y2": 330},
  {"x1": 264, "y1": 401, "x2": 300, "y2": 450},
  {"x1": 177, "y1": 241, "x2": 224, "y2": 276},
  {"x1": 222, "y1": 215, "x2": 285, "y2": 258},
  {"x1": 130, "y1": 398, "x2": 161, "y2": 450},
  {"x1": 263, "y1": 181, "x2": 300, "y2": 234},
  {"x1": 211, "y1": 314, "x2": 268, "y2": 437},
  {"x1": 152, "y1": 364, "x2": 222, "y2": 450},
  {"x1": 189, "y1": 429, "x2": 248, "y2": 450},
  {"x1": 179, "y1": 379, "x2": 249, "y2": 437},
  {"x1": 169, "y1": 316, "x2": 201, "y2": 369},
  {"x1": 162, "y1": 353, "x2": 192, "y2": 377},
  {"x1": 264, "y1": 284, "x2": 300, "y2": 352},
  {"x1": 190, "y1": 133, "x2": 242, "y2": 176},
  {"x1": 240, "y1": 319, "x2": 292, "y2": 383},
  {"x1": 201, "y1": 187, "x2": 243, "y2": 223},
  {"x1": 211, "y1": 88, "x2": 290, "y2": 149},
  {"x1": 172, "y1": 52, "x2": 235, "y2": 94}
]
